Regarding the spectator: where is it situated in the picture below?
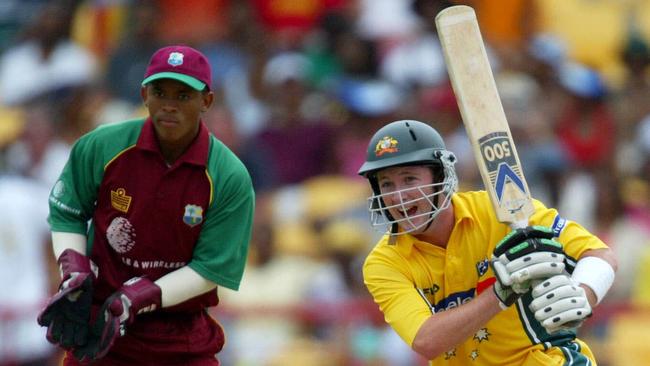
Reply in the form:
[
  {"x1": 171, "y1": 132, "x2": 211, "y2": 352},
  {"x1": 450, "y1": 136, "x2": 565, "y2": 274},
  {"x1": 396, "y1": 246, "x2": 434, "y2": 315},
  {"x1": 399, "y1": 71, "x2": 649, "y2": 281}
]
[
  {"x1": 0, "y1": 1, "x2": 97, "y2": 106},
  {"x1": 0, "y1": 148, "x2": 58, "y2": 365},
  {"x1": 104, "y1": 0, "x2": 163, "y2": 105}
]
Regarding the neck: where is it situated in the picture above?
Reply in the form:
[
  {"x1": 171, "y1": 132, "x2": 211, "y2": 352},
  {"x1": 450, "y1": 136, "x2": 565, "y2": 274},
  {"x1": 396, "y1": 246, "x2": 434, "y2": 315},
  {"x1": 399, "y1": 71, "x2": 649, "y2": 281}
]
[
  {"x1": 161, "y1": 146, "x2": 184, "y2": 165},
  {"x1": 157, "y1": 124, "x2": 200, "y2": 165}
]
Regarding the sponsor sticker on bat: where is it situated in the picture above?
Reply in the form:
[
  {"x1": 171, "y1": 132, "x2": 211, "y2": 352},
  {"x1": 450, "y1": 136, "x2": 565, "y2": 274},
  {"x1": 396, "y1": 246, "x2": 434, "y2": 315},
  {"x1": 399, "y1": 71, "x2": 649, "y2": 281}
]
[{"x1": 478, "y1": 132, "x2": 528, "y2": 212}]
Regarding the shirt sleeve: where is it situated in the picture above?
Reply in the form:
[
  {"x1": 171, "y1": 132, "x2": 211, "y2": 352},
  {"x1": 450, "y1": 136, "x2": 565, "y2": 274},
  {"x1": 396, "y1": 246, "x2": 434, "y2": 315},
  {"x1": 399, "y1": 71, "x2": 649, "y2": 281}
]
[
  {"x1": 188, "y1": 148, "x2": 255, "y2": 291},
  {"x1": 47, "y1": 133, "x2": 103, "y2": 235},
  {"x1": 529, "y1": 199, "x2": 608, "y2": 265},
  {"x1": 363, "y1": 248, "x2": 432, "y2": 346}
]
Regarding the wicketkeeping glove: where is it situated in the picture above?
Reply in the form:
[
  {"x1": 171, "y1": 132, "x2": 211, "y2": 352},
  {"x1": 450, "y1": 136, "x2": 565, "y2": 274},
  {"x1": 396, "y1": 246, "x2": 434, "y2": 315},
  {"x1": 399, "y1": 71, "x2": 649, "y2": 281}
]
[
  {"x1": 73, "y1": 276, "x2": 162, "y2": 362},
  {"x1": 37, "y1": 249, "x2": 97, "y2": 349},
  {"x1": 491, "y1": 226, "x2": 566, "y2": 307},
  {"x1": 529, "y1": 274, "x2": 592, "y2": 333}
]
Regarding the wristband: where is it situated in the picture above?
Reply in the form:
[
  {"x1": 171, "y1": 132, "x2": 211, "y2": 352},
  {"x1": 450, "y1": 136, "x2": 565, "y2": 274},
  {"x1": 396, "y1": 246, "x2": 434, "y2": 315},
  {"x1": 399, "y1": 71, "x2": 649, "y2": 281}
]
[{"x1": 571, "y1": 256, "x2": 615, "y2": 305}]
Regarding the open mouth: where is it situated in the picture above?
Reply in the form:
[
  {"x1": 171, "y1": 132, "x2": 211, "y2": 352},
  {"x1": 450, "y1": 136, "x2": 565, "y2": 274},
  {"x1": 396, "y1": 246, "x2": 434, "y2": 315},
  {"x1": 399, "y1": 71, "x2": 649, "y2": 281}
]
[{"x1": 398, "y1": 206, "x2": 418, "y2": 217}]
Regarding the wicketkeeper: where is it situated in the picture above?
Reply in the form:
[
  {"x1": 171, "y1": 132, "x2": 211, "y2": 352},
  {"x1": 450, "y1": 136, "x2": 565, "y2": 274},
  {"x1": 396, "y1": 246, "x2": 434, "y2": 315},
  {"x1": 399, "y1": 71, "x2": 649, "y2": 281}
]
[{"x1": 37, "y1": 45, "x2": 255, "y2": 365}]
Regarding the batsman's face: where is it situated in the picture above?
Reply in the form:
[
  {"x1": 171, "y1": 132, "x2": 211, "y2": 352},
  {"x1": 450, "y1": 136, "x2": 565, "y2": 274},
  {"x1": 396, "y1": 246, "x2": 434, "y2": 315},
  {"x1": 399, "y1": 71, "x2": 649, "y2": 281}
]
[
  {"x1": 376, "y1": 165, "x2": 437, "y2": 230},
  {"x1": 141, "y1": 79, "x2": 213, "y2": 148}
]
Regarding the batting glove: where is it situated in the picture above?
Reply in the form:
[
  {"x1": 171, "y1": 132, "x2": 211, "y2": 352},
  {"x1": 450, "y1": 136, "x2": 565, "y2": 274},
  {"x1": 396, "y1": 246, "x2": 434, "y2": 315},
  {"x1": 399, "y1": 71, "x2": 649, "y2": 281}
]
[
  {"x1": 73, "y1": 276, "x2": 162, "y2": 362},
  {"x1": 491, "y1": 226, "x2": 566, "y2": 295},
  {"x1": 37, "y1": 249, "x2": 97, "y2": 349},
  {"x1": 529, "y1": 274, "x2": 592, "y2": 334},
  {"x1": 493, "y1": 281, "x2": 519, "y2": 309}
]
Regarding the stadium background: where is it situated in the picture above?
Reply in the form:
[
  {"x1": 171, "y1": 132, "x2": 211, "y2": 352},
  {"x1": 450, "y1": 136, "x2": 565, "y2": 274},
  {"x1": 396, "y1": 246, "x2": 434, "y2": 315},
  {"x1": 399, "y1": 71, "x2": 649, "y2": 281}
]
[{"x1": 0, "y1": 0, "x2": 649, "y2": 365}]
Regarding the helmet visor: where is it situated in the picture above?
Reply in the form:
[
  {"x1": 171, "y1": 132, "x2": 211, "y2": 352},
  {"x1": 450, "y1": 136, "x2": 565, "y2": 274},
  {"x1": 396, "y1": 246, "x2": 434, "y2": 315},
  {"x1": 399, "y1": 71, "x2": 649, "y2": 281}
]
[{"x1": 368, "y1": 181, "x2": 453, "y2": 235}]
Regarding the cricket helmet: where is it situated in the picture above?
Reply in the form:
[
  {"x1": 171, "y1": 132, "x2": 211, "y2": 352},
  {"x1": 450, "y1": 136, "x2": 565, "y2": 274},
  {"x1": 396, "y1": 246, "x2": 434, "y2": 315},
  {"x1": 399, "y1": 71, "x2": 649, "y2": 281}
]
[{"x1": 358, "y1": 120, "x2": 458, "y2": 235}]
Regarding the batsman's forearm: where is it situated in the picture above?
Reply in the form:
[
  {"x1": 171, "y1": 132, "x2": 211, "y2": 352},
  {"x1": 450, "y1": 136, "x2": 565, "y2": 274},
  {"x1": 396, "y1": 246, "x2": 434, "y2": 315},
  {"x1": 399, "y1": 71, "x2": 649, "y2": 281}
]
[
  {"x1": 573, "y1": 248, "x2": 617, "y2": 306},
  {"x1": 52, "y1": 231, "x2": 87, "y2": 259},
  {"x1": 412, "y1": 288, "x2": 502, "y2": 359},
  {"x1": 155, "y1": 266, "x2": 217, "y2": 308}
]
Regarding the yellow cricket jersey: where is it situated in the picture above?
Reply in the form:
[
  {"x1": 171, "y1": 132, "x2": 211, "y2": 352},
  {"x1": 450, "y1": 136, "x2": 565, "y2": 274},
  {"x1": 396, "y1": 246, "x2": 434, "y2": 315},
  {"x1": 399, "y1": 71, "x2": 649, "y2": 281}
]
[{"x1": 363, "y1": 191, "x2": 607, "y2": 366}]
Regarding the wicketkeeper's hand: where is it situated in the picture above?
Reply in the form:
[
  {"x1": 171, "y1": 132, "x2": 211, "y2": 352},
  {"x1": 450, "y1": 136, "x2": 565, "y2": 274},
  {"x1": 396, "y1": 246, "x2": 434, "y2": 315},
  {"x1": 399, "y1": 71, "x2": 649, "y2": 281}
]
[
  {"x1": 529, "y1": 274, "x2": 592, "y2": 333},
  {"x1": 491, "y1": 226, "x2": 566, "y2": 307},
  {"x1": 73, "y1": 276, "x2": 162, "y2": 362},
  {"x1": 37, "y1": 249, "x2": 97, "y2": 349}
]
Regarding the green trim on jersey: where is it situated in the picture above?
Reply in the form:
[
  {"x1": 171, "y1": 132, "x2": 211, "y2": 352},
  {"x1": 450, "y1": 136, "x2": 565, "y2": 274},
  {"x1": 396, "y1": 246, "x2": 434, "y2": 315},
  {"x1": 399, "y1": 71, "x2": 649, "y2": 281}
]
[{"x1": 48, "y1": 119, "x2": 146, "y2": 237}]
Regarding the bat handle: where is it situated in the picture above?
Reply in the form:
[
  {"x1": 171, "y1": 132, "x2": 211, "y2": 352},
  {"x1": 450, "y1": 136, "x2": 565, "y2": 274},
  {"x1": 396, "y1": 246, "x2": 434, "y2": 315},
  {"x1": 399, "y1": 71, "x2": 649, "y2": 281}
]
[{"x1": 510, "y1": 220, "x2": 528, "y2": 230}]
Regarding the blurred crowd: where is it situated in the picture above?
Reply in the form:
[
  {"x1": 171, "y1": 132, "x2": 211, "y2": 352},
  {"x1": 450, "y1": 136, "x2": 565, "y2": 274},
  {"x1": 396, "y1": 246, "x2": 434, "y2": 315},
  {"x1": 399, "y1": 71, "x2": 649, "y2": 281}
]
[{"x1": 0, "y1": 0, "x2": 649, "y2": 365}]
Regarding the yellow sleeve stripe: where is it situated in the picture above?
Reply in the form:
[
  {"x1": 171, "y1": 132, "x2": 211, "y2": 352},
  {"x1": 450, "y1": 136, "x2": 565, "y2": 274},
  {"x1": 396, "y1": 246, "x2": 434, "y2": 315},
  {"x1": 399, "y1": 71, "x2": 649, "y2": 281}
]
[
  {"x1": 204, "y1": 169, "x2": 214, "y2": 205},
  {"x1": 103, "y1": 145, "x2": 137, "y2": 171}
]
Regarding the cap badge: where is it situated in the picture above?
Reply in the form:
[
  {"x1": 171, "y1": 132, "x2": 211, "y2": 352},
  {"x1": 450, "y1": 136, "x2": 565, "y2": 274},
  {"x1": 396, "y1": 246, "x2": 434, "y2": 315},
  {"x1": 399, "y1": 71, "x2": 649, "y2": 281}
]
[
  {"x1": 375, "y1": 136, "x2": 399, "y2": 156},
  {"x1": 183, "y1": 204, "x2": 204, "y2": 227},
  {"x1": 167, "y1": 52, "x2": 184, "y2": 67}
]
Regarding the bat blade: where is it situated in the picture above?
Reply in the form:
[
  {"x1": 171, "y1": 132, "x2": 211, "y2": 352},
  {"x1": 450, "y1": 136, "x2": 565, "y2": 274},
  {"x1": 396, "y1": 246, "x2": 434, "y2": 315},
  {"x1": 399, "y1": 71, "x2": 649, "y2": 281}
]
[{"x1": 435, "y1": 5, "x2": 534, "y2": 228}]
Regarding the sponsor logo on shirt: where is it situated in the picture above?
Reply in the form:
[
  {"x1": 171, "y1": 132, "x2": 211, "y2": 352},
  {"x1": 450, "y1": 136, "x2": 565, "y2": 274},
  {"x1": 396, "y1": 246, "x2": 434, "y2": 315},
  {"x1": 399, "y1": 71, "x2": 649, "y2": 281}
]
[
  {"x1": 434, "y1": 289, "x2": 474, "y2": 312},
  {"x1": 52, "y1": 180, "x2": 65, "y2": 198},
  {"x1": 49, "y1": 180, "x2": 84, "y2": 216},
  {"x1": 107, "y1": 216, "x2": 136, "y2": 253},
  {"x1": 183, "y1": 204, "x2": 203, "y2": 227},
  {"x1": 111, "y1": 188, "x2": 132, "y2": 213},
  {"x1": 120, "y1": 257, "x2": 186, "y2": 270},
  {"x1": 49, "y1": 196, "x2": 82, "y2": 216}
]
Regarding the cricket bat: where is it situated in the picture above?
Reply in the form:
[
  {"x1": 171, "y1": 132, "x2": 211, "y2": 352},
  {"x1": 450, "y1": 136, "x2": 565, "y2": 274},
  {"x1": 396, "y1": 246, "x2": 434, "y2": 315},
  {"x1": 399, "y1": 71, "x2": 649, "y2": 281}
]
[{"x1": 435, "y1": 5, "x2": 535, "y2": 229}]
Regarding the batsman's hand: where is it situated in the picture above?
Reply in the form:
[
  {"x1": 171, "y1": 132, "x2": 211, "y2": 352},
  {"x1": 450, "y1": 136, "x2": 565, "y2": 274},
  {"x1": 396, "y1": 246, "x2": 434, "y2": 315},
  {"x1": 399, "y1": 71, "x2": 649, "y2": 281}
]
[
  {"x1": 529, "y1": 274, "x2": 592, "y2": 333},
  {"x1": 493, "y1": 281, "x2": 519, "y2": 309},
  {"x1": 491, "y1": 226, "x2": 566, "y2": 296},
  {"x1": 73, "y1": 276, "x2": 162, "y2": 362},
  {"x1": 37, "y1": 249, "x2": 96, "y2": 349}
]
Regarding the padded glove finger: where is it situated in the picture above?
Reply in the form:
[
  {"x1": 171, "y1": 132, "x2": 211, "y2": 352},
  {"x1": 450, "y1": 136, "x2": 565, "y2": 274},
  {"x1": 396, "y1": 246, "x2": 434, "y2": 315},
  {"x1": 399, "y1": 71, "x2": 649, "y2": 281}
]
[
  {"x1": 72, "y1": 277, "x2": 161, "y2": 362},
  {"x1": 493, "y1": 226, "x2": 555, "y2": 258},
  {"x1": 540, "y1": 305, "x2": 592, "y2": 333},
  {"x1": 529, "y1": 275, "x2": 592, "y2": 334},
  {"x1": 508, "y1": 252, "x2": 566, "y2": 286},
  {"x1": 39, "y1": 274, "x2": 94, "y2": 348},
  {"x1": 495, "y1": 237, "x2": 564, "y2": 263},
  {"x1": 530, "y1": 277, "x2": 583, "y2": 312}
]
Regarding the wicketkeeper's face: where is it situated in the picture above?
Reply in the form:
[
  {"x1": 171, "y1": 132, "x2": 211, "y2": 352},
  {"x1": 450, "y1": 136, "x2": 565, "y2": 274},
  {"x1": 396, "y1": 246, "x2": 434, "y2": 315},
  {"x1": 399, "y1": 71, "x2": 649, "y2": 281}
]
[{"x1": 142, "y1": 79, "x2": 213, "y2": 148}]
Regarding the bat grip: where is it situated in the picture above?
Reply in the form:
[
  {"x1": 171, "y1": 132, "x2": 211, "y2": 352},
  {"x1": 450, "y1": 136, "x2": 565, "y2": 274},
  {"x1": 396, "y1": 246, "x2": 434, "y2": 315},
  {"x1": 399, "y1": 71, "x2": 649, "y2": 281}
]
[{"x1": 510, "y1": 220, "x2": 528, "y2": 230}]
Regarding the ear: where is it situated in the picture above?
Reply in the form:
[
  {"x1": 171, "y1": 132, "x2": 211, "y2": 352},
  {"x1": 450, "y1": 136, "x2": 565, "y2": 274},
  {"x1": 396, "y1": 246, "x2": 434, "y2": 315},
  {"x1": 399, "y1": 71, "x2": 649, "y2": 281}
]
[
  {"x1": 140, "y1": 86, "x2": 148, "y2": 106},
  {"x1": 201, "y1": 91, "x2": 215, "y2": 113}
]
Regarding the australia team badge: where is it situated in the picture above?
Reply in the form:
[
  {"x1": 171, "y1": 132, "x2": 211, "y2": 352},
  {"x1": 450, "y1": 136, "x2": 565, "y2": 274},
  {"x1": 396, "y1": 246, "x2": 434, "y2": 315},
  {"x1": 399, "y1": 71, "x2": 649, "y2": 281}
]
[
  {"x1": 183, "y1": 204, "x2": 203, "y2": 227},
  {"x1": 375, "y1": 136, "x2": 399, "y2": 156}
]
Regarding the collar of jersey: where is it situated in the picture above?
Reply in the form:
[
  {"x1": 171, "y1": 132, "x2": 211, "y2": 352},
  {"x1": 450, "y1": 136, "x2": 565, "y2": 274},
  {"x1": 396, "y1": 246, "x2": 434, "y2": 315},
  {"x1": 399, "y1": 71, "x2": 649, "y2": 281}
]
[{"x1": 137, "y1": 118, "x2": 210, "y2": 166}]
